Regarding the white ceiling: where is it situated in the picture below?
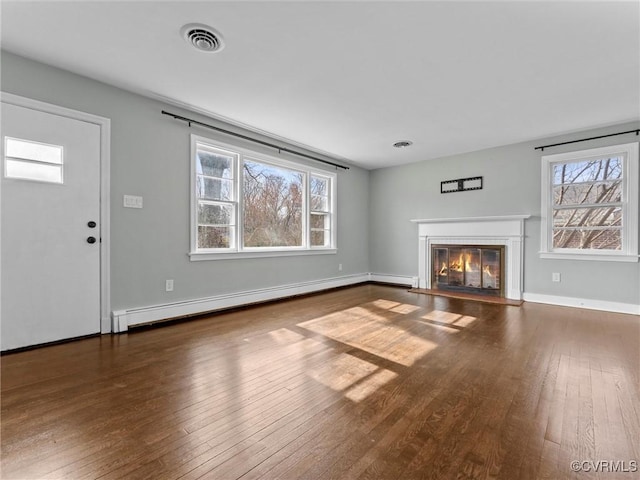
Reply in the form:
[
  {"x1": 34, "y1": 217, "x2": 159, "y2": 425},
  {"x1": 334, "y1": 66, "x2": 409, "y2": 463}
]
[{"x1": 1, "y1": 1, "x2": 639, "y2": 170}]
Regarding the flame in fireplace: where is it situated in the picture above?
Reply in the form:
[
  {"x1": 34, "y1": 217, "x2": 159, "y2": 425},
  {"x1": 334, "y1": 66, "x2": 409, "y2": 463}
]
[
  {"x1": 449, "y1": 253, "x2": 478, "y2": 273},
  {"x1": 483, "y1": 265, "x2": 493, "y2": 277},
  {"x1": 465, "y1": 254, "x2": 476, "y2": 272},
  {"x1": 438, "y1": 262, "x2": 448, "y2": 276},
  {"x1": 450, "y1": 254, "x2": 463, "y2": 272}
]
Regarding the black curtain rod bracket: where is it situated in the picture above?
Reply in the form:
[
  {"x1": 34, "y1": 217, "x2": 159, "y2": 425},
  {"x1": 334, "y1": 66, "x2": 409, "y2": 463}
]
[
  {"x1": 535, "y1": 129, "x2": 640, "y2": 152},
  {"x1": 162, "y1": 110, "x2": 349, "y2": 170}
]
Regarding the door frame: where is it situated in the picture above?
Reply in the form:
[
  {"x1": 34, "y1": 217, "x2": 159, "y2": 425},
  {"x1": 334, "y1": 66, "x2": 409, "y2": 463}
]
[{"x1": 1, "y1": 92, "x2": 112, "y2": 334}]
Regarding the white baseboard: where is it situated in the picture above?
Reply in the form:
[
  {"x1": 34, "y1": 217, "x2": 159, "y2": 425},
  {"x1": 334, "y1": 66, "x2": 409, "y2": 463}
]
[
  {"x1": 112, "y1": 273, "x2": 370, "y2": 332},
  {"x1": 111, "y1": 274, "x2": 638, "y2": 333},
  {"x1": 369, "y1": 273, "x2": 416, "y2": 287},
  {"x1": 523, "y1": 292, "x2": 640, "y2": 316}
]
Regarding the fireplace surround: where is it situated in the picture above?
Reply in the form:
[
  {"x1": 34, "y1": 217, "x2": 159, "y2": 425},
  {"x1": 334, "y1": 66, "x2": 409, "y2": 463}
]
[{"x1": 411, "y1": 215, "x2": 530, "y2": 300}]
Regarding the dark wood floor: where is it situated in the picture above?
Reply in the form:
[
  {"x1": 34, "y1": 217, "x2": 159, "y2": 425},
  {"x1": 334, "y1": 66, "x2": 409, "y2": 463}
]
[{"x1": 1, "y1": 284, "x2": 639, "y2": 479}]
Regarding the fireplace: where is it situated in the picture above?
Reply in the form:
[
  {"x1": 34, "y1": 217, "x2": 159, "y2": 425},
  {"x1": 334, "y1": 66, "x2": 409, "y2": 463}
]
[
  {"x1": 432, "y1": 244, "x2": 505, "y2": 297},
  {"x1": 411, "y1": 215, "x2": 530, "y2": 301}
]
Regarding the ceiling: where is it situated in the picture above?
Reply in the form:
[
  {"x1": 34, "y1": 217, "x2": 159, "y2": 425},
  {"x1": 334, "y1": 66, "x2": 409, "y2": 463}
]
[{"x1": 1, "y1": 1, "x2": 639, "y2": 170}]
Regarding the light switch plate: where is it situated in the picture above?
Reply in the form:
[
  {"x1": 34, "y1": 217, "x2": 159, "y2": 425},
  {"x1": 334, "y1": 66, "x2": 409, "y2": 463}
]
[{"x1": 124, "y1": 195, "x2": 143, "y2": 209}]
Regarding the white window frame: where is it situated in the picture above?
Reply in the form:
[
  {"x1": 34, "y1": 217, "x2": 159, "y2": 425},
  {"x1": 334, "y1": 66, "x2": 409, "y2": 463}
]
[
  {"x1": 193, "y1": 142, "x2": 238, "y2": 253},
  {"x1": 190, "y1": 134, "x2": 337, "y2": 260},
  {"x1": 540, "y1": 142, "x2": 638, "y2": 262},
  {"x1": 309, "y1": 172, "x2": 333, "y2": 248}
]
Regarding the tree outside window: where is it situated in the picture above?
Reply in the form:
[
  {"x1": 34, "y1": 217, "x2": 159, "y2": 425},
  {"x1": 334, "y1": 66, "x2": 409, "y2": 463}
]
[
  {"x1": 243, "y1": 159, "x2": 303, "y2": 248},
  {"x1": 552, "y1": 156, "x2": 622, "y2": 250},
  {"x1": 191, "y1": 135, "x2": 336, "y2": 258},
  {"x1": 540, "y1": 142, "x2": 638, "y2": 261}
]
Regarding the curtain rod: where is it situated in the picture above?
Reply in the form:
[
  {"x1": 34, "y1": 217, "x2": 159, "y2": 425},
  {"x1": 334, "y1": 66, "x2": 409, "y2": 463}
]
[
  {"x1": 162, "y1": 110, "x2": 349, "y2": 170},
  {"x1": 534, "y1": 129, "x2": 639, "y2": 151}
]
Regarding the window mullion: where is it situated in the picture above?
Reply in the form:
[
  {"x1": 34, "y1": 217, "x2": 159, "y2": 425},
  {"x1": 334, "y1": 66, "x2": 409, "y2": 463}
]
[
  {"x1": 303, "y1": 172, "x2": 309, "y2": 248},
  {"x1": 5, "y1": 156, "x2": 62, "y2": 167},
  {"x1": 553, "y1": 201, "x2": 622, "y2": 210},
  {"x1": 237, "y1": 155, "x2": 244, "y2": 252},
  {"x1": 554, "y1": 179, "x2": 622, "y2": 188},
  {"x1": 554, "y1": 226, "x2": 622, "y2": 231}
]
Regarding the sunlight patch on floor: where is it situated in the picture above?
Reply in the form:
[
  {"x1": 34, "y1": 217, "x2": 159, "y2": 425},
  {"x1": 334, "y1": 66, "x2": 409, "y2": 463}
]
[
  {"x1": 307, "y1": 353, "x2": 378, "y2": 391},
  {"x1": 454, "y1": 315, "x2": 477, "y2": 327},
  {"x1": 268, "y1": 327, "x2": 306, "y2": 345},
  {"x1": 298, "y1": 304, "x2": 437, "y2": 367},
  {"x1": 371, "y1": 299, "x2": 401, "y2": 310},
  {"x1": 421, "y1": 310, "x2": 477, "y2": 329},
  {"x1": 390, "y1": 303, "x2": 422, "y2": 314},
  {"x1": 369, "y1": 299, "x2": 422, "y2": 315},
  {"x1": 345, "y1": 368, "x2": 398, "y2": 402},
  {"x1": 306, "y1": 352, "x2": 397, "y2": 402},
  {"x1": 420, "y1": 322, "x2": 461, "y2": 334}
]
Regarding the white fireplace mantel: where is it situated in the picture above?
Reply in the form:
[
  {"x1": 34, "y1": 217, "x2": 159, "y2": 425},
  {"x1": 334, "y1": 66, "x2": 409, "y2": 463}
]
[{"x1": 411, "y1": 215, "x2": 530, "y2": 300}]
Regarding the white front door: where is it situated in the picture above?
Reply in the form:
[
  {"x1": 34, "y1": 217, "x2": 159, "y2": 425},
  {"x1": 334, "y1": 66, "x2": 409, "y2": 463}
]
[{"x1": 1, "y1": 101, "x2": 102, "y2": 350}]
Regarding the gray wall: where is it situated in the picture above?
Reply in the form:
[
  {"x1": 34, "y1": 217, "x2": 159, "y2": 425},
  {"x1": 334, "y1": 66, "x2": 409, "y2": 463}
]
[
  {"x1": 1, "y1": 52, "x2": 370, "y2": 311},
  {"x1": 3, "y1": 51, "x2": 638, "y2": 311},
  {"x1": 369, "y1": 123, "x2": 640, "y2": 305}
]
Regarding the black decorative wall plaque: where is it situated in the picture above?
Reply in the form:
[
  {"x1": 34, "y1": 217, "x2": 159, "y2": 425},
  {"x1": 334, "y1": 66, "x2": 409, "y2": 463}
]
[{"x1": 440, "y1": 176, "x2": 483, "y2": 194}]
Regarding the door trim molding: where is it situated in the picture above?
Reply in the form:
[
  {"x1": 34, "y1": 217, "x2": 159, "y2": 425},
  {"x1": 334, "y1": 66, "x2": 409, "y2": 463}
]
[{"x1": 1, "y1": 92, "x2": 112, "y2": 333}]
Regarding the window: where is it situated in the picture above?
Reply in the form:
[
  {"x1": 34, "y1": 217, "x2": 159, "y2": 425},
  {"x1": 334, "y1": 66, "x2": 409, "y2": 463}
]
[
  {"x1": 195, "y1": 143, "x2": 237, "y2": 249},
  {"x1": 310, "y1": 175, "x2": 331, "y2": 247},
  {"x1": 540, "y1": 142, "x2": 638, "y2": 261},
  {"x1": 243, "y1": 159, "x2": 303, "y2": 248},
  {"x1": 191, "y1": 135, "x2": 336, "y2": 259},
  {"x1": 4, "y1": 137, "x2": 63, "y2": 184}
]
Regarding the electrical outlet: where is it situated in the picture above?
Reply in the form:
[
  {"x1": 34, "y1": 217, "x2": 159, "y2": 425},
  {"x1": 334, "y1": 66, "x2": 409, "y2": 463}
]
[
  {"x1": 338, "y1": 263, "x2": 343, "y2": 271},
  {"x1": 552, "y1": 272, "x2": 561, "y2": 283},
  {"x1": 165, "y1": 279, "x2": 174, "y2": 292}
]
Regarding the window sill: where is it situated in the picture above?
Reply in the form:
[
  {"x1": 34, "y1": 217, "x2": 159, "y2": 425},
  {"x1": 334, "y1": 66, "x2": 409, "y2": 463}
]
[
  {"x1": 539, "y1": 252, "x2": 639, "y2": 263},
  {"x1": 189, "y1": 248, "x2": 337, "y2": 261}
]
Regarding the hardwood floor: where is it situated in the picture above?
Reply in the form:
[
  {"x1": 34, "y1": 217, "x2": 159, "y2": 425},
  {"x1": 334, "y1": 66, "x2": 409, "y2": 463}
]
[{"x1": 1, "y1": 284, "x2": 638, "y2": 479}]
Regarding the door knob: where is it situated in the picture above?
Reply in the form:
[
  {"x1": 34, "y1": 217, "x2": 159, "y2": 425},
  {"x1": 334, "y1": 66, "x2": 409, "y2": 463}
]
[
  {"x1": 87, "y1": 236, "x2": 97, "y2": 244},
  {"x1": 87, "y1": 221, "x2": 97, "y2": 228}
]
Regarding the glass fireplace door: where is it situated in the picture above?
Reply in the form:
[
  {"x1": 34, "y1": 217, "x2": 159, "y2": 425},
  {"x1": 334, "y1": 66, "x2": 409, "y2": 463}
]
[{"x1": 432, "y1": 245, "x2": 503, "y2": 296}]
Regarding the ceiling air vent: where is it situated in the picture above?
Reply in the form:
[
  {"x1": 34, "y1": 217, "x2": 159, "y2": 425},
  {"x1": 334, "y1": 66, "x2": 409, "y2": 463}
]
[
  {"x1": 181, "y1": 24, "x2": 225, "y2": 53},
  {"x1": 393, "y1": 141, "x2": 413, "y2": 148}
]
